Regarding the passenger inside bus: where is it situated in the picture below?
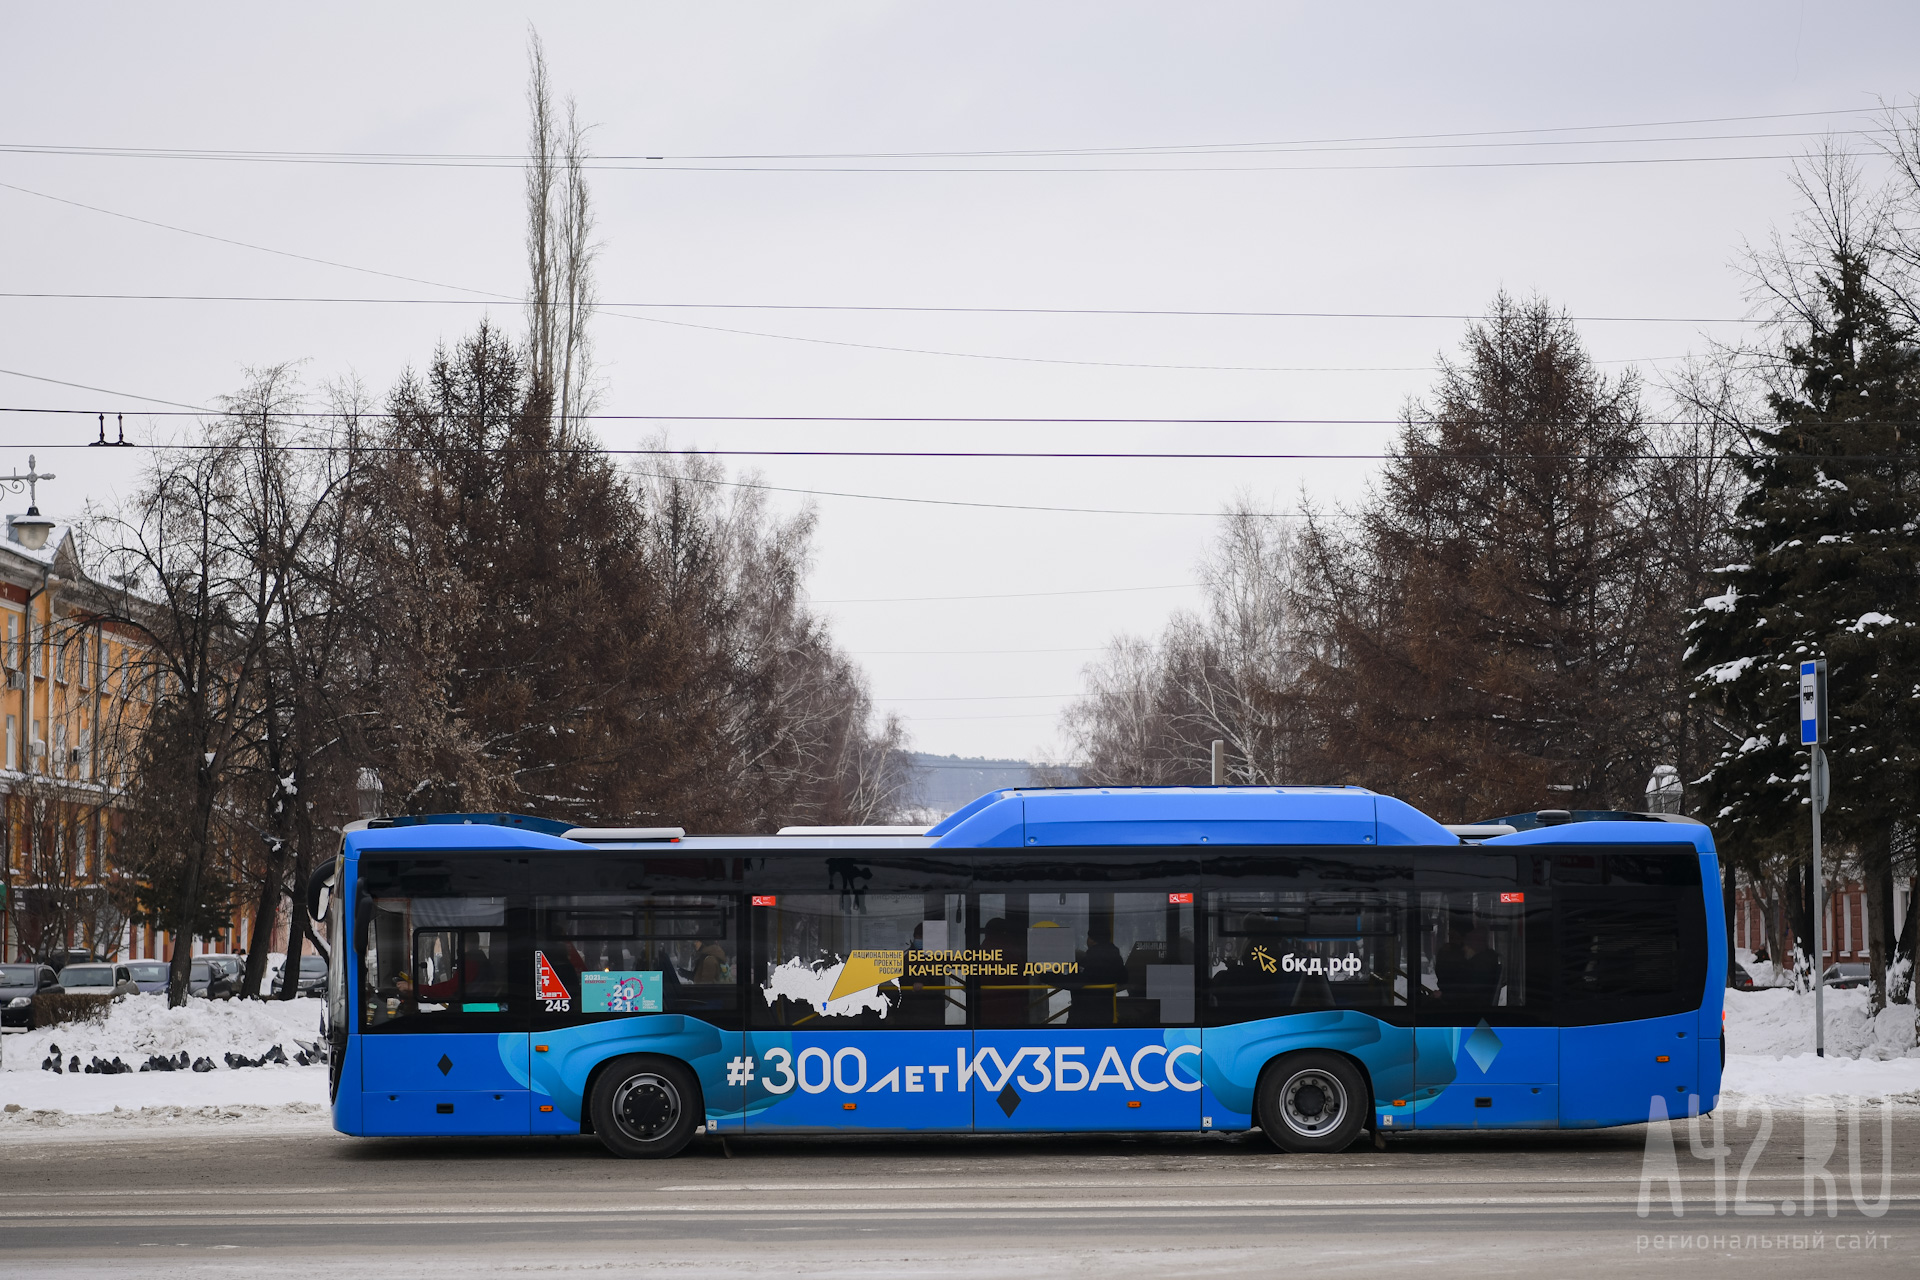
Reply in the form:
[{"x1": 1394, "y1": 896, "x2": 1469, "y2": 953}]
[{"x1": 1064, "y1": 923, "x2": 1127, "y2": 1026}]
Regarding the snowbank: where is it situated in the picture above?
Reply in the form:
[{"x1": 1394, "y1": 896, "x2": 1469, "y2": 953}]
[
  {"x1": 1724, "y1": 984, "x2": 1920, "y2": 1060},
  {"x1": 1, "y1": 994, "x2": 326, "y2": 1075},
  {"x1": 0, "y1": 996, "x2": 331, "y2": 1125},
  {"x1": 1722, "y1": 1053, "x2": 1920, "y2": 1107}
]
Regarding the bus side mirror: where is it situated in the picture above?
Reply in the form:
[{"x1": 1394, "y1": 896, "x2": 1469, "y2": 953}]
[{"x1": 307, "y1": 862, "x2": 335, "y2": 921}]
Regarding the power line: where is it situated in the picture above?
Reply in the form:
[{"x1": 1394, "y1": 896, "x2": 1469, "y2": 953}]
[
  {"x1": 0, "y1": 404, "x2": 1789, "y2": 426},
  {"x1": 0, "y1": 150, "x2": 1834, "y2": 174},
  {"x1": 0, "y1": 430, "x2": 1828, "y2": 464},
  {"x1": 0, "y1": 181, "x2": 501, "y2": 301},
  {"x1": 0, "y1": 183, "x2": 1750, "y2": 374},
  {"x1": 0, "y1": 105, "x2": 1879, "y2": 166},
  {"x1": 0, "y1": 292, "x2": 1763, "y2": 325}
]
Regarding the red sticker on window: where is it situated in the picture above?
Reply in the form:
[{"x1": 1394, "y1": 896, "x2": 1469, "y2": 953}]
[
  {"x1": 1169, "y1": 892, "x2": 1193, "y2": 905},
  {"x1": 533, "y1": 951, "x2": 571, "y2": 1001},
  {"x1": 752, "y1": 895, "x2": 777, "y2": 907},
  {"x1": 1500, "y1": 892, "x2": 1525, "y2": 904}
]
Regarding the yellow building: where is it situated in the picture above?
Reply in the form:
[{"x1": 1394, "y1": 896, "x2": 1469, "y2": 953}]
[{"x1": 0, "y1": 479, "x2": 258, "y2": 965}]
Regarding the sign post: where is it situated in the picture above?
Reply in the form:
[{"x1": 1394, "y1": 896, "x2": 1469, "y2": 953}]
[{"x1": 1799, "y1": 659, "x2": 1828, "y2": 1058}]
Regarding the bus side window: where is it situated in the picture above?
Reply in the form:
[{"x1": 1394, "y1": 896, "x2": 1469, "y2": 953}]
[
  {"x1": 1416, "y1": 890, "x2": 1551, "y2": 1015},
  {"x1": 1553, "y1": 851, "x2": 1704, "y2": 1026},
  {"x1": 532, "y1": 892, "x2": 738, "y2": 1025},
  {"x1": 1556, "y1": 893, "x2": 1684, "y2": 1022},
  {"x1": 1207, "y1": 889, "x2": 1408, "y2": 1022},
  {"x1": 751, "y1": 891, "x2": 966, "y2": 1030},
  {"x1": 971, "y1": 889, "x2": 1195, "y2": 1029},
  {"x1": 357, "y1": 857, "x2": 514, "y2": 1030}
]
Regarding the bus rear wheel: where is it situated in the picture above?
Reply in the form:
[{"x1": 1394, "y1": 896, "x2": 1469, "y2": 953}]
[
  {"x1": 1256, "y1": 1051, "x2": 1366, "y2": 1153},
  {"x1": 590, "y1": 1055, "x2": 699, "y2": 1159}
]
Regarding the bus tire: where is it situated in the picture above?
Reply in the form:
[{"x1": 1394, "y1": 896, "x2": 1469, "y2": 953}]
[
  {"x1": 589, "y1": 1055, "x2": 699, "y2": 1159},
  {"x1": 1256, "y1": 1050, "x2": 1366, "y2": 1154}
]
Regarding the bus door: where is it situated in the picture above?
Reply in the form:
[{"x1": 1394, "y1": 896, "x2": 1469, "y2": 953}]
[
  {"x1": 1412, "y1": 853, "x2": 1557, "y2": 1129},
  {"x1": 970, "y1": 877, "x2": 1202, "y2": 1133},
  {"x1": 744, "y1": 861, "x2": 971, "y2": 1132},
  {"x1": 354, "y1": 854, "x2": 531, "y2": 1136}
]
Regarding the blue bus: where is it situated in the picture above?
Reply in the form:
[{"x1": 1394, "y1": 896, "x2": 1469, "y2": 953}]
[{"x1": 315, "y1": 786, "x2": 1723, "y2": 1157}]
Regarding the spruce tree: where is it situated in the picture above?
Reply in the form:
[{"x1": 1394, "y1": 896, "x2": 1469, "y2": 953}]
[{"x1": 1686, "y1": 250, "x2": 1920, "y2": 1002}]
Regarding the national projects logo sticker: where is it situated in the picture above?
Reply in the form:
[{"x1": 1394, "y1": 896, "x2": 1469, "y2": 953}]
[{"x1": 581, "y1": 970, "x2": 663, "y2": 1014}]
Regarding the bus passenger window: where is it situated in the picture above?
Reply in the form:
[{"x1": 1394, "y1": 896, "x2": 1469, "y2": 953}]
[
  {"x1": 751, "y1": 893, "x2": 966, "y2": 1030},
  {"x1": 973, "y1": 892, "x2": 1195, "y2": 1029},
  {"x1": 1416, "y1": 891, "x2": 1548, "y2": 1014},
  {"x1": 1557, "y1": 894, "x2": 1689, "y2": 1022},
  {"x1": 356, "y1": 857, "x2": 514, "y2": 1031},
  {"x1": 1206, "y1": 891, "x2": 1407, "y2": 1023},
  {"x1": 533, "y1": 894, "x2": 738, "y2": 1024}
]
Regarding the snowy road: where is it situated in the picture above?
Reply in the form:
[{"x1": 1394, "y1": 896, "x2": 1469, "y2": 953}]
[{"x1": 3, "y1": 1119, "x2": 1918, "y2": 1277}]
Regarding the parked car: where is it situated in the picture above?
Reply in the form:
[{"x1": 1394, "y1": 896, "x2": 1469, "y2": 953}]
[
  {"x1": 123, "y1": 960, "x2": 171, "y2": 995},
  {"x1": 53, "y1": 963, "x2": 140, "y2": 998},
  {"x1": 272, "y1": 954, "x2": 329, "y2": 998},
  {"x1": 1730, "y1": 962, "x2": 1757, "y2": 992},
  {"x1": 1, "y1": 964, "x2": 62, "y2": 1029},
  {"x1": 40, "y1": 948, "x2": 95, "y2": 975},
  {"x1": 1823, "y1": 962, "x2": 1871, "y2": 989},
  {"x1": 189, "y1": 957, "x2": 241, "y2": 1000}
]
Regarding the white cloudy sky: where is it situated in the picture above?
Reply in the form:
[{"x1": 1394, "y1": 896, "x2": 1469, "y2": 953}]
[{"x1": 3, "y1": 3, "x2": 1917, "y2": 761}]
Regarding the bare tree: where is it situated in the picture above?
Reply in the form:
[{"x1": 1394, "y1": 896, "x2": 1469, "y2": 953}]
[
  {"x1": 524, "y1": 30, "x2": 598, "y2": 429},
  {"x1": 1067, "y1": 503, "x2": 1307, "y2": 786},
  {"x1": 87, "y1": 366, "x2": 351, "y2": 1005}
]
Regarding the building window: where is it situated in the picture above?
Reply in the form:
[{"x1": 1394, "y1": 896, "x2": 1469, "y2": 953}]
[
  {"x1": 5, "y1": 613, "x2": 16, "y2": 669},
  {"x1": 4, "y1": 714, "x2": 14, "y2": 770}
]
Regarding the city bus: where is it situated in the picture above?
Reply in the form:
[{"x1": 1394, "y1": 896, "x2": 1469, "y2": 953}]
[{"x1": 315, "y1": 786, "x2": 1723, "y2": 1158}]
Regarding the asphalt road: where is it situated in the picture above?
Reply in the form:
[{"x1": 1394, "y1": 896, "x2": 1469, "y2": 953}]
[{"x1": 3, "y1": 1114, "x2": 1917, "y2": 1277}]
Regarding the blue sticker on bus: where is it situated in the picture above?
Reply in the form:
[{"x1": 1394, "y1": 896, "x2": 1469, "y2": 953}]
[{"x1": 580, "y1": 971, "x2": 663, "y2": 1014}]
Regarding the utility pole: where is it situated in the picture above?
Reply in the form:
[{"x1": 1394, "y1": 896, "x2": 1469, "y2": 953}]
[
  {"x1": 1210, "y1": 740, "x2": 1225, "y2": 786},
  {"x1": 1799, "y1": 659, "x2": 1829, "y2": 1057}
]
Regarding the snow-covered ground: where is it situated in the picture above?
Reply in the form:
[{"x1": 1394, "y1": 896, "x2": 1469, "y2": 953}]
[
  {"x1": 1725, "y1": 981, "x2": 1920, "y2": 1059},
  {"x1": 4, "y1": 987, "x2": 1918, "y2": 1131},
  {"x1": 0, "y1": 995, "x2": 331, "y2": 1126},
  {"x1": 1721, "y1": 983, "x2": 1920, "y2": 1106}
]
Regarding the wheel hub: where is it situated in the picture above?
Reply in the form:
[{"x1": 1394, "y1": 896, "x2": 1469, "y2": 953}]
[
  {"x1": 613, "y1": 1074, "x2": 680, "y2": 1140},
  {"x1": 1280, "y1": 1069, "x2": 1346, "y2": 1136}
]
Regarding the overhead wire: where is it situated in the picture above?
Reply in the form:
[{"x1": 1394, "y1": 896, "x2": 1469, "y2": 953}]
[
  {"x1": 0, "y1": 293, "x2": 1766, "y2": 324},
  {"x1": 0, "y1": 105, "x2": 1886, "y2": 170},
  {"x1": 0, "y1": 181, "x2": 1759, "y2": 373}
]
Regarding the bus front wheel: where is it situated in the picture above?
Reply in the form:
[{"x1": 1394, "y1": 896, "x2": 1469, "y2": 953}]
[
  {"x1": 1256, "y1": 1051, "x2": 1366, "y2": 1153},
  {"x1": 590, "y1": 1055, "x2": 699, "y2": 1159}
]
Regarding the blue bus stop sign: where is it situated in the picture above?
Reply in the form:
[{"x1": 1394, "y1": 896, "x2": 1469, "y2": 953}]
[{"x1": 1799, "y1": 659, "x2": 1827, "y2": 746}]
